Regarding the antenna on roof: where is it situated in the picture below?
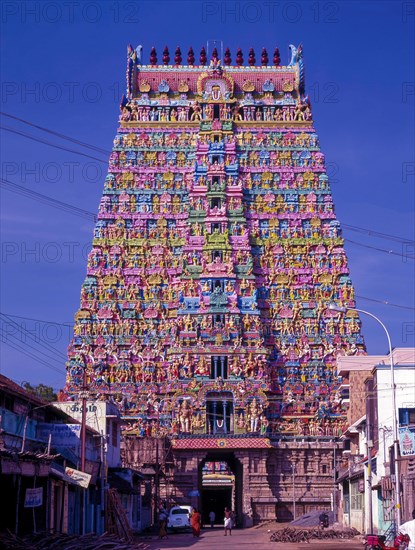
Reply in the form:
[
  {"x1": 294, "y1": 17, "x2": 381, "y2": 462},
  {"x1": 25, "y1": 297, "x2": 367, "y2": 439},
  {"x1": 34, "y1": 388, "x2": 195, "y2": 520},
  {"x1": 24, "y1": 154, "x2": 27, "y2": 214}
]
[{"x1": 207, "y1": 40, "x2": 224, "y2": 63}]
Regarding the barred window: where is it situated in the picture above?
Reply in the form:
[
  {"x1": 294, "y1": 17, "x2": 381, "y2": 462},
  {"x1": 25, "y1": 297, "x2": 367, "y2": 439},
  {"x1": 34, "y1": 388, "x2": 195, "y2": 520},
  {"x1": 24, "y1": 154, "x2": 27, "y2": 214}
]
[{"x1": 350, "y1": 480, "x2": 363, "y2": 510}]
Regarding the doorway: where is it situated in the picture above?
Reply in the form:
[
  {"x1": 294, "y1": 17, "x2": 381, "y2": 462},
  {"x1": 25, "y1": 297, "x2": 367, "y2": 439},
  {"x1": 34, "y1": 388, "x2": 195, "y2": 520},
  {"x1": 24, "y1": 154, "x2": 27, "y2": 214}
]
[
  {"x1": 201, "y1": 486, "x2": 232, "y2": 527},
  {"x1": 198, "y1": 452, "x2": 243, "y2": 527}
]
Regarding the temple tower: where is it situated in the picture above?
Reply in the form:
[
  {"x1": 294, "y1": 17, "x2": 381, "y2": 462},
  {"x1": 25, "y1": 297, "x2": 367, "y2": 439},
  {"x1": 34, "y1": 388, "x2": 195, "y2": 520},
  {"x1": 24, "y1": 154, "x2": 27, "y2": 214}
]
[{"x1": 65, "y1": 44, "x2": 365, "y2": 523}]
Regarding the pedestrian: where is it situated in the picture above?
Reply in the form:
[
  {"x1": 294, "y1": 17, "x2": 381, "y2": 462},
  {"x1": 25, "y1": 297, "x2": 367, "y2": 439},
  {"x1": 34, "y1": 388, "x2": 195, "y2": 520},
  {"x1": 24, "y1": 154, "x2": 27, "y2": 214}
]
[
  {"x1": 158, "y1": 506, "x2": 168, "y2": 540},
  {"x1": 399, "y1": 509, "x2": 415, "y2": 550},
  {"x1": 191, "y1": 507, "x2": 202, "y2": 538},
  {"x1": 209, "y1": 510, "x2": 215, "y2": 528},
  {"x1": 224, "y1": 507, "x2": 232, "y2": 536}
]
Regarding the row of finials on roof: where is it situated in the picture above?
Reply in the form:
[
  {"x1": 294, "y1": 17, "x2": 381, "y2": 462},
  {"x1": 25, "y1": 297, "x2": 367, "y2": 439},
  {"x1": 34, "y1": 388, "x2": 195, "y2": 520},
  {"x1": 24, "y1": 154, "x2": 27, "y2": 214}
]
[{"x1": 132, "y1": 45, "x2": 282, "y2": 67}]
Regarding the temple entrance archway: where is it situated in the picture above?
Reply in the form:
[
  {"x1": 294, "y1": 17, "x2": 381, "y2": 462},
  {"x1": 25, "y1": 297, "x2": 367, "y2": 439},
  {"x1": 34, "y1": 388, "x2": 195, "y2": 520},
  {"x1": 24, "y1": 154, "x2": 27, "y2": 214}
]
[{"x1": 198, "y1": 451, "x2": 243, "y2": 527}]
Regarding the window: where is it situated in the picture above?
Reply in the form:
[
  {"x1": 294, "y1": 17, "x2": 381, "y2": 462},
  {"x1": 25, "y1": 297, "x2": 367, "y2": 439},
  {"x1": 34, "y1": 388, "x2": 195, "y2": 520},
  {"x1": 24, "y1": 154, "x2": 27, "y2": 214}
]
[
  {"x1": 212, "y1": 155, "x2": 219, "y2": 164},
  {"x1": 211, "y1": 197, "x2": 221, "y2": 209},
  {"x1": 213, "y1": 280, "x2": 224, "y2": 292},
  {"x1": 112, "y1": 423, "x2": 118, "y2": 447},
  {"x1": 350, "y1": 480, "x2": 363, "y2": 510},
  {"x1": 206, "y1": 391, "x2": 233, "y2": 434},
  {"x1": 213, "y1": 105, "x2": 220, "y2": 119},
  {"x1": 210, "y1": 356, "x2": 228, "y2": 379},
  {"x1": 399, "y1": 408, "x2": 415, "y2": 427},
  {"x1": 341, "y1": 388, "x2": 350, "y2": 400},
  {"x1": 212, "y1": 314, "x2": 225, "y2": 328}
]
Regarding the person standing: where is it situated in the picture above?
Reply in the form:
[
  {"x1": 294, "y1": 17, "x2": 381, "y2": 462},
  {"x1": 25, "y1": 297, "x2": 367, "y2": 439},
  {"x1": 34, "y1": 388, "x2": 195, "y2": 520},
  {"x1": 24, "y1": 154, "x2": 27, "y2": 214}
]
[
  {"x1": 191, "y1": 507, "x2": 202, "y2": 538},
  {"x1": 224, "y1": 507, "x2": 232, "y2": 536},
  {"x1": 158, "y1": 506, "x2": 168, "y2": 540},
  {"x1": 399, "y1": 509, "x2": 415, "y2": 550},
  {"x1": 209, "y1": 510, "x2": 215, "y2": 528}
]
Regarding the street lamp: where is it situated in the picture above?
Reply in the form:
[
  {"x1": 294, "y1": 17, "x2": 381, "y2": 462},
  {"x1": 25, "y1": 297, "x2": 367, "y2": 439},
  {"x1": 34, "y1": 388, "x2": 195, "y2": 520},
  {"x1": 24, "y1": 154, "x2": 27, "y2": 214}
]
[{"x1": 328, "y1": 303, "x2": 401, "y2": 527}]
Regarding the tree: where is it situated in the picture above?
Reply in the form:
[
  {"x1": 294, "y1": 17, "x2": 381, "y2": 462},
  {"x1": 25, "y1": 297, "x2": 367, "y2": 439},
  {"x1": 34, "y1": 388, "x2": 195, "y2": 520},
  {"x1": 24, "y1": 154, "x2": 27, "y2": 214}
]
[{"x1": 22, "y1": 382, "x2": 57, "y2": 403}]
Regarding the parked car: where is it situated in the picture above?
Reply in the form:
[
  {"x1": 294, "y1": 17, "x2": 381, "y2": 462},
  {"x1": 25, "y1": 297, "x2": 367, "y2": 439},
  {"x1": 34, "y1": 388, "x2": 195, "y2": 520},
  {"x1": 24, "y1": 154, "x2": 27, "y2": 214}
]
[{"x1": 167, "y1": 505, "x2": 192, "y2": 531}]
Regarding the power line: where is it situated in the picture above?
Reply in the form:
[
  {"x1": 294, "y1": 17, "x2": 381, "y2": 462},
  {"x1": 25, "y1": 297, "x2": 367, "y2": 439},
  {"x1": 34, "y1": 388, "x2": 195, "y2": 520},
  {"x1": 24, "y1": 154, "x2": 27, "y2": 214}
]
[
  {"x1": 0, "y1": 178, "x2": 97, "y2": 222},
  {"x1": 356, "y1": 295, "x2": 415, "y2": 311},
  {"x1": 0, "y1": 333, "x2": 66, "y2": 375},
  {"x1": 342, "y1": 223, "x2": 414, "y2": 245},
  {"x1": 0, "y1": 312, "x2": 68, "y2": 362},
  {"x1": 0, "y1": 111, "x2": 111, "y2": 156},
  {"x1": 0, "y1": 125, "x2": 108, "y2": 163},
  {"x1": 1, "y1": 313, "x2": 73, "y2": 327},
  {"x1": 0, "y1": 327, "x2": 66, "y2": 367},
  {"x1": 344, "y1": 238, "x2": 415, "y2": 260}
]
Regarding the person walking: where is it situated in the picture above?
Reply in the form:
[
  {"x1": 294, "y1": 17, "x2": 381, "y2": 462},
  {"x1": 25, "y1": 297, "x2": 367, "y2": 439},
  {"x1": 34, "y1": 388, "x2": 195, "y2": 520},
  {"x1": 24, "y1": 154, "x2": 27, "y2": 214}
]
[
  {"x1": 224, "y1": 507, "x2": 232, "y2": 536},
  {"x1": 209, "y1": 510, "x2": 215, "y2": 528},
  {"x1": 158, "y1": 506, "x2": 168, "y2": 539},
  {"x1": 399, "y1": 509, "x2": 415, "y2": 550},
  {"x1": 191, "y1": 507, "x2": 202, "y2": 538}
]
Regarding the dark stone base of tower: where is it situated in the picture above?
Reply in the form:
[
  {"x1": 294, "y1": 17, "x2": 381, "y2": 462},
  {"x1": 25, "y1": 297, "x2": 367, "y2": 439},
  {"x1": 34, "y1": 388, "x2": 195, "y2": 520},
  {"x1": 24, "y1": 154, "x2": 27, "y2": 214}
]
[{"x1": 123, "y1": 435, "x2": 340, "y2": 525}]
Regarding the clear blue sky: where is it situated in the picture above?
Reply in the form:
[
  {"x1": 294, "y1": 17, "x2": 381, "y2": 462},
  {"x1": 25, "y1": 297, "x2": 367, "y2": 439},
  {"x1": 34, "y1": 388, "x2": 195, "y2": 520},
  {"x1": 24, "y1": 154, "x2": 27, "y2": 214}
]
[{"x1": 1, "y1": 0, "x2": 414, "y2": 390}]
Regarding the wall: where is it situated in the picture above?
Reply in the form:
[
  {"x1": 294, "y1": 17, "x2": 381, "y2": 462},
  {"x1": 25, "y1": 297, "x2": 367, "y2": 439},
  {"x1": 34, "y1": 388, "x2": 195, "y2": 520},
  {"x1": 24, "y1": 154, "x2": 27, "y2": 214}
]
[{"x1": 53, "y1": 400, "x2": 121, "y2": 467}]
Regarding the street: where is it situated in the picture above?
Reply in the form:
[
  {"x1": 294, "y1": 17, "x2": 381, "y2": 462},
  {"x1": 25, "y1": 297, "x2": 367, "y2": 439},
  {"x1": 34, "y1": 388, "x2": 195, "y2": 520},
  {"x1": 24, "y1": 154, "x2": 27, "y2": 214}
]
[{"x1": 137, "y1": 525, "x2": 365, "y2": 550}]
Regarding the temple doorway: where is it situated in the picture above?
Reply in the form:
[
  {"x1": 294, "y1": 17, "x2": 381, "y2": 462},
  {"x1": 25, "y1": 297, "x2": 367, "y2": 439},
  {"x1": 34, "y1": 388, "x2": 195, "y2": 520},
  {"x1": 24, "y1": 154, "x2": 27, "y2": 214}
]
[
  {"x1": 198, "y1": 452, "x2": 242, "y2": 527},
  {"x1": 201, "y1": 486, "x2": 232, "y2": 527}
]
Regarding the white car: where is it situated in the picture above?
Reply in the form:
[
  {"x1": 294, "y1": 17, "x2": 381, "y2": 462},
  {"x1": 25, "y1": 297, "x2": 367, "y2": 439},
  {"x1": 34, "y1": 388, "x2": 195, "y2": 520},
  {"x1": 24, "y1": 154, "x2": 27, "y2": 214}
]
[{"x1": 167, "y1": 506, "x2": 192, "y2": 531}]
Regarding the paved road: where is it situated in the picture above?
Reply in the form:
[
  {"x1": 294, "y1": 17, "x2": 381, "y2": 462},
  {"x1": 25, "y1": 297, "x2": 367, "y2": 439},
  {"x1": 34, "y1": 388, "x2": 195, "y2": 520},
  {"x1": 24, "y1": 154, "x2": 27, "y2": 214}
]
[{"x1": 137, "y1": 526, "x2": 364, "y2": 550}]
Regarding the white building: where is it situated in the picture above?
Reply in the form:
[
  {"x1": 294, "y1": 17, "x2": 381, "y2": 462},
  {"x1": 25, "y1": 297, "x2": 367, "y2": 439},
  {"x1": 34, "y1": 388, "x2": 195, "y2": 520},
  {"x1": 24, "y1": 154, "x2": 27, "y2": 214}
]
[
  {"x1": 336, "y1": 348, "x2": 415, "y2": 535},
  {"x1": 53, "y1": 400, "x2": 121, "y2": 468}
]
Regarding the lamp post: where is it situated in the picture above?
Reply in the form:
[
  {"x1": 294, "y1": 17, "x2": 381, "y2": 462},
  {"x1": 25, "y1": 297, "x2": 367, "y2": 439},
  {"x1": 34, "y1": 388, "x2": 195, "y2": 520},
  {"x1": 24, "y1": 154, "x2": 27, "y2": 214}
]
[{"x1": 328, "y1": 304, "x2": 401, "y2": 528}]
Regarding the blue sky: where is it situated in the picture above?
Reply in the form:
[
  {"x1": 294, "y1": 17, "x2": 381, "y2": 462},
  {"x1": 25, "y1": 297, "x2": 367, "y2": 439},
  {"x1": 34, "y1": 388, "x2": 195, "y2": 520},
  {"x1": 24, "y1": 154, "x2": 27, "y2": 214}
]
[{"x1": 1, "y1": 0, "x2": 414, "y2": 389}]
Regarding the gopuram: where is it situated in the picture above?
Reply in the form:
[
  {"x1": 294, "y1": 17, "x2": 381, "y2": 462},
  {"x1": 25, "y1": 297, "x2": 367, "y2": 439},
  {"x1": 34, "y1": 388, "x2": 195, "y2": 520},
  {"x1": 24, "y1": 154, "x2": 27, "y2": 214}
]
[{"x1": 64, "y1": 44, "x2": 366, "y2": 524}]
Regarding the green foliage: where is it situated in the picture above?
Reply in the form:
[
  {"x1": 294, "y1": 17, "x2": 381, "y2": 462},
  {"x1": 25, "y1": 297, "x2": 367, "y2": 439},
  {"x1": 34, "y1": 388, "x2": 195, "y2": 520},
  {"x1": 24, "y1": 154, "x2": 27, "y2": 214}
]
[{"x1": 22, "y1": 382, "x2": 57, "y2": 403}]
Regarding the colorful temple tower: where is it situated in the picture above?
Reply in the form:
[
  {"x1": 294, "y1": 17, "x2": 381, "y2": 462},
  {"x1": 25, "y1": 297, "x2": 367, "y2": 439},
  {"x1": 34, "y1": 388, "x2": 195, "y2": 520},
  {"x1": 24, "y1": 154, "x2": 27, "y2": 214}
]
[{"x1": 65, "y1": 44, "x2": 365, "y2": 523}]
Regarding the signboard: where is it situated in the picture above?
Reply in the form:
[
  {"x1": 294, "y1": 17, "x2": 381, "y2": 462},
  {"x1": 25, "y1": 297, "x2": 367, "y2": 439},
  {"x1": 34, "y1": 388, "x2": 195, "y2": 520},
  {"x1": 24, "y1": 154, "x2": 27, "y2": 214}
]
[
  {"x1": 399, "y1": 427, "x2": 415, "y2": 456},
  {"x1": 24, "y1": 487, "x2": 43, "y2": 508},
  {"x1": 37, "y1": 423, "x2": 81, "y2": 447},
  {"x1": 65, "y1": 467, "x2": 91, "y2": 488}
]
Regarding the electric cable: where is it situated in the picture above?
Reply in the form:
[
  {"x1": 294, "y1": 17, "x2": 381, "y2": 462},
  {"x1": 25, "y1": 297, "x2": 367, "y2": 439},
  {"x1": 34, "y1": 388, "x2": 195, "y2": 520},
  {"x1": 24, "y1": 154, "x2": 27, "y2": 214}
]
[
  {"x1": 0, "y1": 312, "x2": 68, "y2": 362},
  {"x1": 0, "y1": 111, "x2": 111, "y2": 155}
]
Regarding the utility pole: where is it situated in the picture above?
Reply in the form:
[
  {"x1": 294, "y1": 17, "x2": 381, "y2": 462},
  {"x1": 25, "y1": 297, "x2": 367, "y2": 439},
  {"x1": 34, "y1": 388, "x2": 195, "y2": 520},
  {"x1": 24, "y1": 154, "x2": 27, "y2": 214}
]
[
  {"x1": 80, "y1": 366, "x2": 88, "y2": 473},
  {"x1": 332, "y1": 442, "x2": 337, "y2": 516},
  {"x1": 95, "y1": 431, "x2": 106, "y2": 534},
  {"x1": 154, "y1": 437, "x2": 159, "y2": 526},
  {"x1": 367, "y1": 435, "x2": 374, "y2": 534},
  {"x1": 79, "y1": 358, "x2": 89, "y2": 534}
]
